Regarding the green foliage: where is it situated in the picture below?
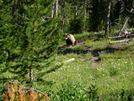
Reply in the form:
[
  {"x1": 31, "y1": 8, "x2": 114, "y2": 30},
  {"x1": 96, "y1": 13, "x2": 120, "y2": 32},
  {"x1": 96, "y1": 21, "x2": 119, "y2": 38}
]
[
  {"x1": 1, "y1": 0, "x2": 134, "y2": 100},
  {"x1": 119, "y1": 89, "x2": 133, "y2": 101},
  {"x1": 68, "y1": 17, "x2": 88, "y2": 34},
  {"x1": 59, "y1": 1, "x2": 90, "y2": 33},
  {"x1": 0, "y1": 0, "x2": 62, "y2": 84},
  {"x1": 89, "y1": 0, "x2": 107, "y2": 31},
  {"x1": 50, "y1": 81, "x2": 88, "y2": 101},
  {"x1": 48, "y1": 81, "x2": 133, "y2": 101},
  {"x1": 49, "y1": 81, "x2": 100, "y2": 101},
  {"x1": 68, "y1": 18, "x2": 82, "y2": 33},
  {"x1": 86, "y1": 84, "x2": 99, "y2": 101},
  {"x1": 40, "y1": 36, "x2": 134, "y2": 100}
]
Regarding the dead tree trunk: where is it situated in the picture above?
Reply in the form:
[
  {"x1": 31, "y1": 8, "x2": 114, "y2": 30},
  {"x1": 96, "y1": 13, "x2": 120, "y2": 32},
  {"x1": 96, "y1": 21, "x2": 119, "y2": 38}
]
[
  {"x1": 84, "y1": 0, "x2": 87, "y2": 18},
  {"x1": 109, "y1": 39, "x2": 131, "y2": 44},
  {"x1": 51, "y1": 0, "x2": 55, "y2": 18},
  {"x1": 51, "y1": 0, "x2": 59, "y2": 18},
  {"x1": 29, "y1": 66, "x2": 33, "y2": 82},
  {"x1": 118, "y1": 7, "x2": 134, "y2": 36},
  {"x1": 105, "y1": 0, "x2": 111, "y2": 35},
  {"x1": 55, "y1": 0, "x2": 59, "y2": 16}
]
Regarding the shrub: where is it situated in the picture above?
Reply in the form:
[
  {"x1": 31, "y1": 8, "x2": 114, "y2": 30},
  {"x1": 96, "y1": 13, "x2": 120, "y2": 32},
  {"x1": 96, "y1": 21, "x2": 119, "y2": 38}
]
[
  {"x1": 3, "y1": 81, "x2": 50, "y2": 101},
  {"x1": 50, "y1": 81, "x2": 87, "y2": 101}
]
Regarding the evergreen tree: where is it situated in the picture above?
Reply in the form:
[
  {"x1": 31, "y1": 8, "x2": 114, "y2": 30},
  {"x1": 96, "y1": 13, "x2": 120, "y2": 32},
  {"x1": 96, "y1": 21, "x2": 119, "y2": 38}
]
[{"x1": 0, "y1": 0, "x2": 62, "y2": 86}]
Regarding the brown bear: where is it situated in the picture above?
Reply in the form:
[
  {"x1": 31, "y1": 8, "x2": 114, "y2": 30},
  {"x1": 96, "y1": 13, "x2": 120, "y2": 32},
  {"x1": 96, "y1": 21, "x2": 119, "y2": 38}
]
[{"x1": 65, "y1": 33, "x2": 77, "y2": 46}]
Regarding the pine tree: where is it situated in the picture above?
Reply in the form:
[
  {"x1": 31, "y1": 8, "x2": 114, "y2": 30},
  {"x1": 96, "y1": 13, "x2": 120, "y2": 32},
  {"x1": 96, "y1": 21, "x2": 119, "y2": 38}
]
[{"x1": 0, "y1": 0, "x2": 62, "y2": 86}]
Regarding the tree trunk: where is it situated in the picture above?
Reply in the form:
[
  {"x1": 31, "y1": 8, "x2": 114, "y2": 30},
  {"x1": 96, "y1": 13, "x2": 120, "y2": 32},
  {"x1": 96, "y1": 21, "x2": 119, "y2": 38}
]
[
  {"x1": 118, "y1": 7, "x2": 134, "y2": 36},
  {"x1": 51, "y1": 0, "x2": 55, "y2": 18},
  {"x1": 75, "y1": 6, "x2": 78, "y2": 16},
  {"x1": 109, "y1": 39, "x2": 131, "y2": 44},
  {"x1": 105, "y1": 0, "x2": 111, "y2": 35},
  {"x1": 12, "y1": 0, "x2": 20, "y2": 15},
  {"x1": 55, "y1": 0, "x2": 59, "y2": 16},
  {"x1": 92, "y1": 0, "x2": 98, "y2": 31},
  {"x1": 84, "y1": 0, "x2": 88, "y2": 18},
  {"x1": 29, "y1": 66, "x2": 33, "y2": 82},
  {"x1": 51, "y1": 0, "x2": 58, "y2": 18},
  {"x1": 83, "y1": 0, "x2": 88, "y2": 32}
]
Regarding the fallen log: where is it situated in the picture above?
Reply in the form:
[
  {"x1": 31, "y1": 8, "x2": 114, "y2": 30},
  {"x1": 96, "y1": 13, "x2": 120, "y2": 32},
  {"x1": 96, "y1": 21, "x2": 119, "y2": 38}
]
[
  {"x1": 118, "y1": 7, "x2": 134, "y2": 36},
  {"x1": 109, "y1": 39, "x2": 131, "y2": 44},
  {"x1": 109, "y1": 33, "x2": 134, "y2": 39},
  {"x1": 126, "y1": 34, "x2": 134, "y2": 38},
  {"x1": 108, "y1": 35, "x2": 126, "y2": 39}
]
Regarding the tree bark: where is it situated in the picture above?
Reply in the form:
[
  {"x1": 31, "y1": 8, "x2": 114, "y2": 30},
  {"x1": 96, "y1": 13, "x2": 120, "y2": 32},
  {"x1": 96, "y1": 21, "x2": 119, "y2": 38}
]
[
  {"x1": 105, "y1": 0, "x2": 111, "y2": 35},
  {"x1": 12, "y1": 0, "x2": 20, "y2": 15},
  {"x1": 108, "y1": 35, "x2": 126, "y2": 39},
  {"x1": 92, "y1": 0, "x2": 98, "y2": 31},
  {"x1": 84, "y1": 0, "x2": 87, "y2": 18},
  {"x1": 118, "y1": 7, "x2": 134, "y2": 36},
  {"x1": 29, "y1": 66, "x2": 33, "y2": 82},
  {"x1": 51, "y1": 0, "x2": 59, "y2": 18},
  {"x1": 51, "y1": 0, "x2": 55, "y2": 18},
  {"x1": 55, "y1": 0, "x2": 59, "y2": 16},
  {"x1": 109, "y1": 39, "x2": 131, "y2": 44}
]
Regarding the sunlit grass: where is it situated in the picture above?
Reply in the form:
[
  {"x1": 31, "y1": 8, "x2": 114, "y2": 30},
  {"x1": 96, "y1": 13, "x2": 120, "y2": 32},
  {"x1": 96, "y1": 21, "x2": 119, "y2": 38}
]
[
  {"x1": 1, "y1": 32, "x2": 134, "y2": 100},
  {"x1": 42, "y1": 37, "x2": 134, "y2": 100},
  {"x1": 74, "y1": 32, "x2": 94, "y2": 39},
  {"x1": 84, "y1": 39, "x2": 111, "y2": 50}
]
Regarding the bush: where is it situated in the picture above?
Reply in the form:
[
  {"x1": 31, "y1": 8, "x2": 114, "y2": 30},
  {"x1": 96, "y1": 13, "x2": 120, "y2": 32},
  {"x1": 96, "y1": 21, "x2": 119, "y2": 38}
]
[
  {"x1": 50, "y1": 81, "x2": 87, "y2": 101},
  {"x1": 3, "y1": 81, "x2": 50, "y2": 101}
]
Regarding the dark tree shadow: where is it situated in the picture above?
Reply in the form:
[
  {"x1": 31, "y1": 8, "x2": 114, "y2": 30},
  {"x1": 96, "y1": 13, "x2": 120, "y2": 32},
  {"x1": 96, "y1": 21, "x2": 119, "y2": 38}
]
[{"x1": 58, "y1": 46, "x2": 127, "y2": 57}]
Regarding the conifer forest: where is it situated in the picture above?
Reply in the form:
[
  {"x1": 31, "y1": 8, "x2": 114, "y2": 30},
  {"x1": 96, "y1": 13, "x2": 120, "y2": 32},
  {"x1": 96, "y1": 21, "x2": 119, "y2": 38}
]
[{"x1": 0, "y1": 0, "x2": 134, "y2": 100}]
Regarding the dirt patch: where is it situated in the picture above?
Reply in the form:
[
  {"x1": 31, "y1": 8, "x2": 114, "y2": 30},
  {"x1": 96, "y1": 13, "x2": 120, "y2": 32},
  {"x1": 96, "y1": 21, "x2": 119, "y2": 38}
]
[{"x1": 76, "y1": 37, "x2": 86, "y2": 45}]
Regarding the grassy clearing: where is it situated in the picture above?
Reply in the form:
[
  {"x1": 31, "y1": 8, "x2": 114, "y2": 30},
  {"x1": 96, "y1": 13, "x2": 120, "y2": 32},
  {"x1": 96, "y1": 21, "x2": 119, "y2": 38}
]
[
  {"x1": 1, "y1": 32, "x2": 134, "y2": 100},
  {"x1": 43, "y1": 33, "x2": 134, "y2": 100},
  {"x1": 43, "y1": 51, "x2": 134, "y2": 99}
]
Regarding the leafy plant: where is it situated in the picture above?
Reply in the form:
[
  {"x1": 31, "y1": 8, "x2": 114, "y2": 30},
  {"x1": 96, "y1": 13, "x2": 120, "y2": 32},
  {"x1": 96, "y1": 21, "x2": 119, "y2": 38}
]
[
  {"x1": 50, "y1": 81, "x2": 87, "y2": 101},
  {"x1": 86, "y1": 84, "x2": 99, "y2": 101}
]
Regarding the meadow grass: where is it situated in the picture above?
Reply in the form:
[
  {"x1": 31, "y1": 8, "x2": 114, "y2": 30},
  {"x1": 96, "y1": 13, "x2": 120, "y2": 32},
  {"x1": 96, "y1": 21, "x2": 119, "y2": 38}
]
[
  {"x1": 44, "y1": 52, "x2": 134, "y2": 99},
  {"x1": 43, "y1": 33, "x2": 134, "y2": 100},
  {"x1": 1, "y1": 32, "x2": 134, "y2": 100},
  {"x1": 74, "y1": 31, "x2": 94, "y2": 39}
]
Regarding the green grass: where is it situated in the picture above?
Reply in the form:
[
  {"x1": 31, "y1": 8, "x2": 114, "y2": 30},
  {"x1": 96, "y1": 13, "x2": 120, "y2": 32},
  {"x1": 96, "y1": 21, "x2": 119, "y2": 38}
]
[
  {"x1": 43, "y1": 51, "x2": 134, "y2": 100},
  {"x1": 1, "y1": 32, "x2": 134, "y2": 100},
  {"x1": 74, "y1": 31, "x2": 94, "y2": 38},
  {"x1": 43, "y1": 33, "x2": 134, "y2": 100}
]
